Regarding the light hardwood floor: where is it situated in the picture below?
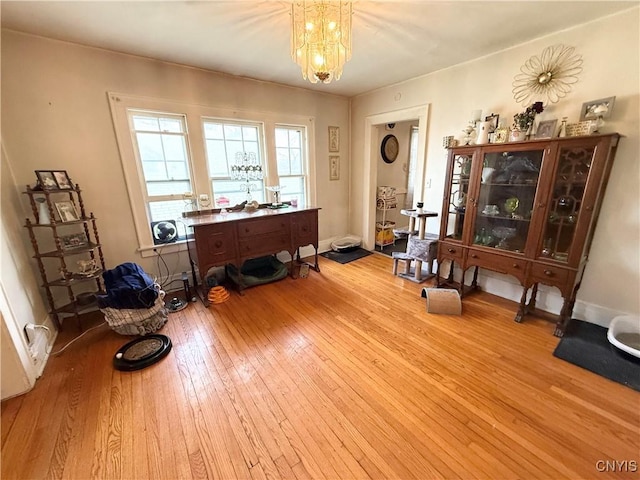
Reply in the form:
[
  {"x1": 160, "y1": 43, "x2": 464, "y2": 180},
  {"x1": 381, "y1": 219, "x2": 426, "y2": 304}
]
[{"x1": 2, "y1": 253, "x2": 639, "y2": 479}]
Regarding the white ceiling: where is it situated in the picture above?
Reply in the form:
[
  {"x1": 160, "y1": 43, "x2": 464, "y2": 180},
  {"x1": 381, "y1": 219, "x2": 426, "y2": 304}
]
[{"x1": 1, "y1": 1, "x2": 635, "y2": 97}]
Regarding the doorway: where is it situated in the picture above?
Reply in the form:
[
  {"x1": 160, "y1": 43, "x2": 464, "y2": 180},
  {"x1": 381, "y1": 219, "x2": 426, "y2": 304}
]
[{"x1": 361, "y1": 105, "x2": 430, "y2": 250}]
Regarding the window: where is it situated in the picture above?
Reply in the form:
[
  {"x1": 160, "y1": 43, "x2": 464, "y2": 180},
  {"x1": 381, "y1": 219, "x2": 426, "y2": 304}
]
[
  {"x1": 275, "y1": 126, "x2": 306, "y2": 206},
  {"x1": 203, "y1": 120, "x2": 265, "y2": 206},
  {"x1": 128, "y1": 111, "x2": 192, "y2": 240},
  {"x1": 108, "y1": 92, "x2": 316, "y2": 254}
]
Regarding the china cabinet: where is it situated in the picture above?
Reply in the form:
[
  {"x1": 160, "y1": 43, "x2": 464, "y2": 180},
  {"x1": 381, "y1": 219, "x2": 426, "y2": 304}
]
[
  {"x1": 23, "y1": 183, "x2": 106, "y2": 330},
  {"x1": 437, "y1": 134, "x2": 620, "y2": 336}
]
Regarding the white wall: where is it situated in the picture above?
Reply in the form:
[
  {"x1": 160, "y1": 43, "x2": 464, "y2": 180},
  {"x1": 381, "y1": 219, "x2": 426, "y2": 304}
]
[
  {"x1": 1, "y1": 30, "x2": 351, "y2": 287},
  {"x1": 1, "y1": 147, "x2": 55, "y2": 399},
  {"x1": 350, "y1": 8, "x2": 640, "y2": 325}
]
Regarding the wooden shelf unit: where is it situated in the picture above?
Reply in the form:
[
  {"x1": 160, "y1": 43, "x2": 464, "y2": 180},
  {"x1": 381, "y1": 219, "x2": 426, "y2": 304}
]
[{"x1": 23, "y1": 183, "x2": 106, "y2": 329}]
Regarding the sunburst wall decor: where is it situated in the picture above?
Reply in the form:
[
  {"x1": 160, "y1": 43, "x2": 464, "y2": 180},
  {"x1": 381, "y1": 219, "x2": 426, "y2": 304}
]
[{"x1": 512, "y1": 44, "x2": 583, "y2": 106}]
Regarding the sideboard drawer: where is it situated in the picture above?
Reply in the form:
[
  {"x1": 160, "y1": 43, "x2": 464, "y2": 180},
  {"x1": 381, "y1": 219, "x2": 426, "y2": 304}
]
[
  {"x1": 438, "y1": 241, "x2": 464, "y2": 261},
  {"x1": 530, "y1": 263, "x2": 571, "y2": 287},
  {"x1": 238, "y1": 217, "x2": 290, "y2": 238},
  {"x1": 195, "y1": 223, "x2": 237, "y2": 264},
  {"x1": 239, "y1": 234, "x2": 291, "y2": 258},
  {"x1": 467, "y1": 248, "x2": 527, "y2": 281},
  {"x1": 291, "y1": 211, "x2": 318, "y2": 248}
]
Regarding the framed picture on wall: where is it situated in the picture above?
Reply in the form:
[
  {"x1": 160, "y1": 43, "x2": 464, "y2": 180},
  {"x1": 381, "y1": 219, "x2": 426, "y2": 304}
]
[
  {"x1": 329, "y1": 155, "x2": 340, "y2": 181},
  {"x1": 328, "y1": 126, "x2": 340, "y2": 152}
]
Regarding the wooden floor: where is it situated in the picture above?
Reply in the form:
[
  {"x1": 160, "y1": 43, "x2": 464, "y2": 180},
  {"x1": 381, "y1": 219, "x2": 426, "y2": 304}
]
[{"x1": 2, "y1": 253, "x2": 639, "y2": 479}]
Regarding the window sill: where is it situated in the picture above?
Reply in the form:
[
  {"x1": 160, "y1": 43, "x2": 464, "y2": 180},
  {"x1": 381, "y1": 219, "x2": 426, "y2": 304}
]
[{"x1": 138, "y1": 240, "x2": 189, "y2": 258}]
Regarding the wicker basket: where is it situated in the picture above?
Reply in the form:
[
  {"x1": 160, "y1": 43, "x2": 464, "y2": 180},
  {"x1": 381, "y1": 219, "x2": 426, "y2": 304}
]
[{"x1": 100, "y1": 293, "x2": 168, "y2": 336}]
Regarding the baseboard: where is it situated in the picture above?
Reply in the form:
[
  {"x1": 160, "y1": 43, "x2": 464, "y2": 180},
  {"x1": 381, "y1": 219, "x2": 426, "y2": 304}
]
[{"x1": 472, "y1": 268, "x2": 630, "y2": 328}]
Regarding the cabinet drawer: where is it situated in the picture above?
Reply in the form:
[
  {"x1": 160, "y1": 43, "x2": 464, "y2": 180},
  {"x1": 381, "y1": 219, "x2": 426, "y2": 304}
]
[
  {"x1": 438, "y1": 241, "x2": 464, "y2": 261},
  {"x1": 196, "y1": 223, "x2": 237, "y2": 264},
  {"x1": 530, "y1": 263, "x2": 572, "y2": 287},
  {"x1": 239, "y1": 234, "x2": 290, "y2": 258},
  {"x1": 238, "y1": 217, "x2": 290, "y2": 238},
  {"x1": 292, "y1": 212, "x2": 318, "y2": 247},
  {"x1": 467, "y1": 248, "x2": 527, "y2": 281}
]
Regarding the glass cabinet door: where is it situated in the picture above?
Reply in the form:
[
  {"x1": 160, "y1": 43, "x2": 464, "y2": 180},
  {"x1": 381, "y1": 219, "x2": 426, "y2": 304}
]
[
  {"x1": 538, "y1": 144, "x2": 595, "y2": 263},
  {"x1": 472, "y1": 148, "x2": 544, "y2": 253},
  {"x1": 443, "y1": 153, "x2": 475, "y2": 241}
]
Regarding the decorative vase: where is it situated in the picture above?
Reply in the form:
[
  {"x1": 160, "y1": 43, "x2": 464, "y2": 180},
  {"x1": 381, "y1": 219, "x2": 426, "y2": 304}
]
[
  {"x1": 35, "y1": 197, "x2": 50, "y2": 225},
  {"x1": 475, "y1": 121, "x2": 491, "y2": 144},
  {"x1": 510, "y1": 129, "x2": 527, "y2": 142}
]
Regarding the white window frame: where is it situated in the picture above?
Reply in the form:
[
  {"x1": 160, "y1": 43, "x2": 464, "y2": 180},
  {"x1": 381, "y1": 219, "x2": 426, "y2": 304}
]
[{"x1": 108, "y1": 92, "x2": 316, "y2": 256}]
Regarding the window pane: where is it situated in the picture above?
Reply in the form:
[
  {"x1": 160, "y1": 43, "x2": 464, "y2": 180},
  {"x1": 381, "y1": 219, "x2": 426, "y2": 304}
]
[
  {"x1": 142, "y1": 160, "x2": 166, "y2": 181},
  {"x1": 289, "y1": 130, "x2": 301, "y2": 148},
  {"x1": 290, "y1": 149, "x2": 302, "y2": 175},
  {"x1": 204, "y1": 123, "x2": 224, "y2": 139},
  {"x1": 136, "y1": 133, "x2": 164, "y2": 161},
  {"x1": 205, "y1": 139, "x2": 228, "y2": 177},
  {"x1": 276, "y1": 148, "x2": 290, "y2": 175},
  {"x1": 132, "y1": 115, "x2": 159, "y2": 132},
  {"x1": 278, "y1": 176, "x2": 305, "y2": 205},
  {"x1": 147, "y1": 180, "x2": 191, "y2": 196},
  {"x1": 243, "y1": 126, "x2": 258, "y2": 141},
  {"x1": 224, "y1": 124, "x2": 242, "y2": 140},
  {"x1": 162, "y1": 135, "x2": 187, "y2": 161},
  {"x1": 166, "y1": 161, "x2": 188, "y2": 180},
  {"x1": 275, "y1": 129, "x2": 289, "y2": 147},
  {"x1": 130, "y1": 112, "x2": 192, "y2": 199},
  {"x1": 212, "y1": 179, "x2": 265, "y2": 204},
  {"x1": 159, "y1": 118, "x2": 183, "y2": 133}
]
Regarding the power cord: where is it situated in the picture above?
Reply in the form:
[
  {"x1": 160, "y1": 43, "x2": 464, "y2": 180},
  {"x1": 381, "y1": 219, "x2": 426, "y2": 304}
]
[{"x1": 51, "y1": 321, "x2": 108, "y2": 356}]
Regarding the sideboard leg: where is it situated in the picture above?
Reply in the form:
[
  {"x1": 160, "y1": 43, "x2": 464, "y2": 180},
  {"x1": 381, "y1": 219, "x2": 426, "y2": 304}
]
[
  {"x1": 525, "y1": 283, "x2": 539, "y2": 315},
  {"x1": 515, "y1": 285, "x2": 529, "y2": 323}
]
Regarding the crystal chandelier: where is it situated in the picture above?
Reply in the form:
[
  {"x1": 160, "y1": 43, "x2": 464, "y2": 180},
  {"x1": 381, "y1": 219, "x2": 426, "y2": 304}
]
[
  {"x1": 231, "y1": 152, "x2": 263, "y2": 201},
  {"x1": 290, "y1": 1, "x2": 353, "y2": 84}
]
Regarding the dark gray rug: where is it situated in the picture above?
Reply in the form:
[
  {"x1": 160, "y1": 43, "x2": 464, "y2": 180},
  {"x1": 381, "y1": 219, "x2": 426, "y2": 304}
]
[
  {"x1": 320, "y1": 248, "x2": 372, "y2": 264},
  {"x1": 553, "y1": 319, "x2": 640, "y2": 391}
]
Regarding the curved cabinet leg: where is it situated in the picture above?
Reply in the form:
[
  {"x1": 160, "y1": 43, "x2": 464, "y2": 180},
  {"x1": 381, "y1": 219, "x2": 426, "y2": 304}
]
[
  {"x1": 525, "y1": 283, "x2": 539, "y2": 315},
  {"x1": 515, "y1": 285, "x2": 529, "y2": 323}
]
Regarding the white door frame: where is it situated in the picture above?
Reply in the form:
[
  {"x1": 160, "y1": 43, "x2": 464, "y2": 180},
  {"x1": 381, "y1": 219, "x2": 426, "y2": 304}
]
[{"x1": 362, "y1": 105, "x2": 430, "y2": 250}]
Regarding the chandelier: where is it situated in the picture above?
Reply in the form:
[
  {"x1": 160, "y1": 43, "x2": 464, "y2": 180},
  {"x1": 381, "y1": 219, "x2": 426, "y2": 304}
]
[
  {"x1": 231, "y1": 152, "x2": 263, "y2": 201},
  {"x1": 290, "y1": 1, "x2": 353, "y2": 84}
]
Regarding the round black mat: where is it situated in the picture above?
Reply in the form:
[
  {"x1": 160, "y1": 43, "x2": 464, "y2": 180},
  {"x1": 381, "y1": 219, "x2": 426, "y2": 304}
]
[{"x1": 113, "y1": 334, "x2": 172, "y2": 371}]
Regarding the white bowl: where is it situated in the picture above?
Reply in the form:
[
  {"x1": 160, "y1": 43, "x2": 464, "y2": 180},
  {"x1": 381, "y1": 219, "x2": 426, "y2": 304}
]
[{"x1": 607, "y1": 315, "x2": 640, "y2": 359}]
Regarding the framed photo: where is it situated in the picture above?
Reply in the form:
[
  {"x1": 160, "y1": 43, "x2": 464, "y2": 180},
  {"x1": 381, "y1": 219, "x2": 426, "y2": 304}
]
[
  {"x1": 52, "y1": 170, "x2": 73, "y2": 190},
  {"x1": 536, "y1": 119, "x2": 558, "y2": 139},
  {"x1": 329, "y1": 155, "x2": 340, "y2": 181},
  {"x1": 35, "y1": 170, "x2": 59, "y2": 190},
  {"x1": 493, "y1": 127, "x2": 509, "y2": 144},
  {"x1": 580, "y1": 96, "x2": 615, "y2": 121},
  {"x1": 60, "y1": 232, "x2": 88, "y2": 250},
  {"x1": 485, "y1": 113, "x2": 500, "y2": 132},
  {"x1": 55, "y1": 201, "x2": 80, "y2": 222},
  {"x1": 328, "y1": 126, "x2": 340, "y2": 152}
]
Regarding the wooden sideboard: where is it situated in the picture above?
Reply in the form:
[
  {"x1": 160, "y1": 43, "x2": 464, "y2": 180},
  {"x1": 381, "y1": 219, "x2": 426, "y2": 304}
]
[{"x1": 183, "y1": 206, "x2": 320, "y2": 302}]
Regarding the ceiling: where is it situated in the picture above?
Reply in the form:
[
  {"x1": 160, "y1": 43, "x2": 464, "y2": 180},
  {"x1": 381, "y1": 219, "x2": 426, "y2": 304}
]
[{"x1": 1, "y1": 1, "x2": 635, "y2": 97}]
